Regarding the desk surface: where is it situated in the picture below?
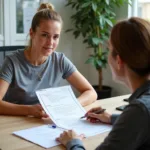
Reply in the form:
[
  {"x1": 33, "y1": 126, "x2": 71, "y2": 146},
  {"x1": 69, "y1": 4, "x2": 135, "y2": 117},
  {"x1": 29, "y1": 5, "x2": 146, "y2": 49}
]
[{"x1": 0, "y1": 95, "x2": 129, "y2": 150}]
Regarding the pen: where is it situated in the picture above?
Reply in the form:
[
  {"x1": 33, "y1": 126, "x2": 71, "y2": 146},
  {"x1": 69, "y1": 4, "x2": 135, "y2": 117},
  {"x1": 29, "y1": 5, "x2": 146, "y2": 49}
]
[
  {"x1": 47, "y1": 124, "x2": 57, "y2": 128},
  {"x1": 52, "y1": 124, "x2": 56, "y2": 128},
  {"x1": 80, "y1": 109, "x2": 106, "y2": 119}
]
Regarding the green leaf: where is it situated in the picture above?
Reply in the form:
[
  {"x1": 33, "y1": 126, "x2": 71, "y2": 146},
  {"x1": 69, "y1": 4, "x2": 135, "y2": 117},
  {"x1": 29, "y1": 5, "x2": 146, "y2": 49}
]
[
  {"x1": 99, "y1": 16, "x2": 105, "y2": 29},
  {"x1": 83, "y1": 39, "x2": 88, "y2": 43},
  {"x1": 105, "y1": 19, "x2": 113, "y2": 27},
  {"x1": 94, "y1": 59, "x2": 102, "y2": 69},
  {"x1": 65, "y1": 2, "x2": 73, "y2": 7},
  {"x1": 76, "y1": 4, "x2": 79, "y2": 10},
  {"x1": 92, "y1": 38, "x2": 99, "y2": 45},
  {"x1": 92, "y1": 38, "x2": 104, "y2": 45},
  {"x1": 72, "y1": 3, "x2": 76, "y2": 8},
  {"x1": 92, "y1": 3, "x2": 97, "y2": 11},
  {"x1": 105, "y1": 0, "x2": 110, "y2": 5},
  {"x1": 101, "y1": 54, "x2": 107, "y2": 60},
  {"x1": 85, "y1": 57, "x2": 94, "y2": 64},
  {"x1": 73, "y1": 31, "x2": 80, "y2": 39},
  {"x1": 96, "y1": 59, "x2": 102, "y2": 67},
  {"x1": 81, "y1": 2, "x2": 91, "y2": 8},
  {"x1": 65, "y1": 29, "x2": 73, "y2": 32}
]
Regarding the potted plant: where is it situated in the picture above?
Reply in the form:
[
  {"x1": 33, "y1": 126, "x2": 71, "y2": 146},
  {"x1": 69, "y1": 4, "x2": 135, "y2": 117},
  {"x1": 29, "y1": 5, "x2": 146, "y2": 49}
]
[{"x1": 66, "y1": 0, "x2": 129, "y2": 99}]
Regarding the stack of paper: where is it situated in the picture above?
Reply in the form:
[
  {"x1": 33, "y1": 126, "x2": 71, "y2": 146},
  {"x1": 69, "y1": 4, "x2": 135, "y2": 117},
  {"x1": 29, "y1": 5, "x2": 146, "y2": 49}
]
[
  {"x1": 13, "y1": 86, "x2": 112, "y2": 149},
  {"x1": 13, "y1": 125, "x2": 64, "y2": 149}
]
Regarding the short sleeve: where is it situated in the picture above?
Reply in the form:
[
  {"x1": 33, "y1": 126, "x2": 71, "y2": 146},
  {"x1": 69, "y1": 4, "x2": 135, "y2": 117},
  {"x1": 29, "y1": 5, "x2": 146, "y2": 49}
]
[
  {"x1": 61, "y1": 54, "x2": 77, "y2": 79},
  {"x1": 0, "y1": 57, "x2": 13, "y2": 83}
]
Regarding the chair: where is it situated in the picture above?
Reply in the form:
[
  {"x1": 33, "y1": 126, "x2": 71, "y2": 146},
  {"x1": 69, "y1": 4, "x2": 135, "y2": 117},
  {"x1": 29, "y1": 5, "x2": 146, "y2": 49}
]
[{"x1": 0, "y1": 46, "x2": 25, "y2": 58}]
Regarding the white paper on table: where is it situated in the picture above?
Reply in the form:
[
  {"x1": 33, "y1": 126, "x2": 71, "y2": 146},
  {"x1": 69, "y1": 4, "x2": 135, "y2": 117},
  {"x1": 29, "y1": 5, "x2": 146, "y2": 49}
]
[
  {"x1": 13, "y1": 125, "x2": 65, "y2": 149},
  {"x1": 60, "y1": 117, "x2": 112, "y2": 137},
  {"x1": 13, "y1": 86, "x2": 112, "y2": 149},
  {"x1": 36, "y1": 86, "x2": 86, "y2": 129},
  {"x1": 13, "y1": 122, "x2": 111, "y2": 149}
]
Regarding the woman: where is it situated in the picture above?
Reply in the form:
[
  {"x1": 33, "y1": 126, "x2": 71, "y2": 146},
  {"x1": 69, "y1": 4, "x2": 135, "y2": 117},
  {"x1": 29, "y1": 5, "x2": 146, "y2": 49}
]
[
  {"x1": 57, "y1": 17, "x2": 150, "y2": 150},
  {"x1": 0, "y1": 3, "x2": 97, "y2": 118}
]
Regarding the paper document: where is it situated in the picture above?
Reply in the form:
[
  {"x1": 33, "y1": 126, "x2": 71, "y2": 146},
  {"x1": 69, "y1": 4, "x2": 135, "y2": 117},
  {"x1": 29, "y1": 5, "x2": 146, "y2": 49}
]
[
  {"x1": 36, "y1": 85, "x2": 111, "y2": 133},
  {"x1": 13, "y1": 125, "x2": 64, "y2": 149},
  {"x1": 62, "y1": 117, "x2": 111, "y2": 137},
  {"x1": 36, "y1": 86, "x2": 86, "y2": 129},
  {"x1": 13, "y1": 122, "x2": 111, "y2": 149},
  {"x1": 13, "y1": 86, "x2": 112, "y2": 149},
  {"x1": 36, "y1": 86, "x2": 111, "y2": 131}
]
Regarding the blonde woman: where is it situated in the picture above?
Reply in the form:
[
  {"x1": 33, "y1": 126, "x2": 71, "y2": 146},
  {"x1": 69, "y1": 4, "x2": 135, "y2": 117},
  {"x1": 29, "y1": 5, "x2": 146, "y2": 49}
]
[{"x1": 0, "y1": 3, "x2": 97, "y2": 118}]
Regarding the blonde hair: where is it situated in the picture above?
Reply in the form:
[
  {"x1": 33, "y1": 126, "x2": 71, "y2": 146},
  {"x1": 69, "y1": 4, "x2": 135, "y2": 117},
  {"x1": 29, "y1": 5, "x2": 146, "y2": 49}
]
[
  {"x1": 28, "y1": 3, "x2": 62, "y2": 47},
  {"x1": 37, "y1": 3, "x2": 54, "y2": 11}
]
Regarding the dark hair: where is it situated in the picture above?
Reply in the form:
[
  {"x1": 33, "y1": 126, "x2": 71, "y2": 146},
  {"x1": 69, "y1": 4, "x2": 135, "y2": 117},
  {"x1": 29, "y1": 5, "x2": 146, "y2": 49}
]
[
  {"x1": 28, "y1": 3, "x2": 62, "y2": 47},
  {"x1": 110, "y1": 17, "x2": 150, "y2": 76}
]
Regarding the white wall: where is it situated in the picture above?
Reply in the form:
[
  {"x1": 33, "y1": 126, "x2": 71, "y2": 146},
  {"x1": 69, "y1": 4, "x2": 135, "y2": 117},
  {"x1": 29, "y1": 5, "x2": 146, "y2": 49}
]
[{"x1": 49, "y1": 0, "x2": 130, "y2": 96}]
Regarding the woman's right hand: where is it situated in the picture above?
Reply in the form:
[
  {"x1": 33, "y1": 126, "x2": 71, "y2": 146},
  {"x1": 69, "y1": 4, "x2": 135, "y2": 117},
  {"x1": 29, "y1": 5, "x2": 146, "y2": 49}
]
[
  {"x1": 86, "y1": 107, "x2": 111, "y2": 124},
  {"x1": 28, "y1": 104, "x2": 49, "y2": 118}
]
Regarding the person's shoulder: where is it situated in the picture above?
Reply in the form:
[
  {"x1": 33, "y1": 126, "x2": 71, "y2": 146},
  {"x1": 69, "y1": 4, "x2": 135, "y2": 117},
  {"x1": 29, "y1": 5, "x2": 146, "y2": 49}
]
[
  {"x1": 51, "y1": 51, "x2": 65, "y2": 57},
  {"x1": 50, "y1": 51, "x2": 66, "y2": 61},
  {"x1": 6, "y1": 49, "x2": 24, "y2": 60},
  {"x1": 135, "y1": 91, "x2": 150, "y2": 112},
  {"x1": 128, "y1": 91, "x2": 150, "y2": 123}
]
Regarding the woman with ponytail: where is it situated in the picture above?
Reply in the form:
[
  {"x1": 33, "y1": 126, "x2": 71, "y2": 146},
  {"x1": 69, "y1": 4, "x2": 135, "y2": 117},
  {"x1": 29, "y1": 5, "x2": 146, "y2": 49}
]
[{"x1": 0, "y1": 3, "x2": 97, "y2": 118}]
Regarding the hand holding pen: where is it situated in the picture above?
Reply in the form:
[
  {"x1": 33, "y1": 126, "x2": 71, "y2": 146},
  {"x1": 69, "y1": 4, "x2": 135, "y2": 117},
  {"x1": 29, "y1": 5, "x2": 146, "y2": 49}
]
[
  {"x1": 81, "y1": 109, "x2": 106, "y2": 119},
  {"x1": 82, "y1": 107, "x2": 111, "y2": 124}
]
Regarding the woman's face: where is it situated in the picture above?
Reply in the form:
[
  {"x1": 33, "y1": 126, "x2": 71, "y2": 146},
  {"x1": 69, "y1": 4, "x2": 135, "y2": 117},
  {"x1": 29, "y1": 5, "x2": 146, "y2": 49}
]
[
  {"x1": 30, "y1": 20, "x2": 61, "y2": 56},
  {"x1": 108, "y1": 40, "x2": 125, "y2": 84}
]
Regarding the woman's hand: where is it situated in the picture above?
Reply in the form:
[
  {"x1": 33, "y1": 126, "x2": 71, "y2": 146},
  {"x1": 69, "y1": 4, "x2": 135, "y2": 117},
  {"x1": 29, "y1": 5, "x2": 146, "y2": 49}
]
[
  {"x1": 86, "y1": 107, "x2": 111, "y2": 124},
  {"x1": 28, "y1": 104, "x2": 49, "y2": 118},
  {"x1": 56, "y1": 130, "x2": 85, "y2": 146}
]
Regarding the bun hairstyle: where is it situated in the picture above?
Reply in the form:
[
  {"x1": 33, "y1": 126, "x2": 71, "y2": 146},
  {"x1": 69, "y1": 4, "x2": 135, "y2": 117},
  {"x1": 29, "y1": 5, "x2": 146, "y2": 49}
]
[
  {"x1": 31, "y1": 2, "x2": 62, "y2": 32},
  {"x1": 110, "y1": 17, "x2": 150, "y2": 76},
  {"x1": 28, "y1": 3, "x2": 62, "y2": 47},
  {"x1": 37, "y1": 3, "x2": 54, "y2": 11}
]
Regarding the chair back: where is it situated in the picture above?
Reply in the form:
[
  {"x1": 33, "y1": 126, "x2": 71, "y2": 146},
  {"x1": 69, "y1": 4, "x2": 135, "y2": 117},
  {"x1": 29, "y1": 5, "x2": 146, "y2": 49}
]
[{"x1": 0, "y1": 46, "x2": 25, "y2": 58}]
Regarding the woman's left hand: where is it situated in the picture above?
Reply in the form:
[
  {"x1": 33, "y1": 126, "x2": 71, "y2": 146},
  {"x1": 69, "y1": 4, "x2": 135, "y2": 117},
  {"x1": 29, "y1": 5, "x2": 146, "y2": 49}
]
[{"x1": 56, "y1": 130, "x2": 85, "y2": 146}]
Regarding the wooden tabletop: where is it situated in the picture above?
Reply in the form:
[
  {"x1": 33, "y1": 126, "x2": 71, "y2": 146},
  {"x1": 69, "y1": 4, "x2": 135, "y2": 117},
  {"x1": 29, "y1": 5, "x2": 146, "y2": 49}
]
[{"x1": 0, "y1": 95, "x2": 130, "y2": 150}]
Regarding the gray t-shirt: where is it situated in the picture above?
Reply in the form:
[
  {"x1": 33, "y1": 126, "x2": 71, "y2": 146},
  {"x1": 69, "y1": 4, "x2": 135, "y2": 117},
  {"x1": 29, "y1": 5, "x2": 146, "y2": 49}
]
[{"x1": 0, "y1": 50, "x2": 76, "y2": 105}]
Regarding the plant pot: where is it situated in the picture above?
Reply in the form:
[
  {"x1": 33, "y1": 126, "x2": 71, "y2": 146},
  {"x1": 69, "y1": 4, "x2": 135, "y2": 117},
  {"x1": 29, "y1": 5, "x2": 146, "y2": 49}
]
[{"x1": 93, "y1": 85, "x2": 112, "y2": 100}]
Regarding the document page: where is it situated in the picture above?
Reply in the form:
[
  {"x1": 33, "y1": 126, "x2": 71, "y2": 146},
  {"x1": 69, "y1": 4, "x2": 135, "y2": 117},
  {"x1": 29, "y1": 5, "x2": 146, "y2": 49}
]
[
  {"x1": 36, "y1": 86, "x2": 86, "y2": 129},
  {"x1": 61, "y1": 117, "x2": 111, "y2": 137},
  {"x1": 13, "y1": 122, "x2": 111, "y2": 149},
  {"x1": 13, "y1": 125, "x2": 64, "y2": 149},
  {"x1": 36, "y1": 86, "x2": 111, "y2": 131},
  {"x1": 13, "y1": 86, "x2": 112, "y2": 149}
]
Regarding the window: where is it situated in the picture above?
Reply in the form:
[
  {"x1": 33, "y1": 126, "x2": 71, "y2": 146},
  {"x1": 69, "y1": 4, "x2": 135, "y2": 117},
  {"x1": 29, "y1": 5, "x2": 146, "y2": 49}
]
[
  {"x1": 16, "y1": 0, "x2": 40, "y2": 34},
  {"x1": 0, "y1": 0, "x2": 4, "y2": 44},
  {"x1": 129, "y1": 0, "x2": 150, "y2": 20},
  {"x1": 8, "y1": 0, "x2": 40, "y2": 45},
  {"x1": 138, "y1": 0, "x2": 150, "y2": 20},
  {"x1": 0, "y1": 0, "x2": 48, "y2": 45},
  {"x1": 0, "y1": 0, "x2": 3, "y2": 35}
]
